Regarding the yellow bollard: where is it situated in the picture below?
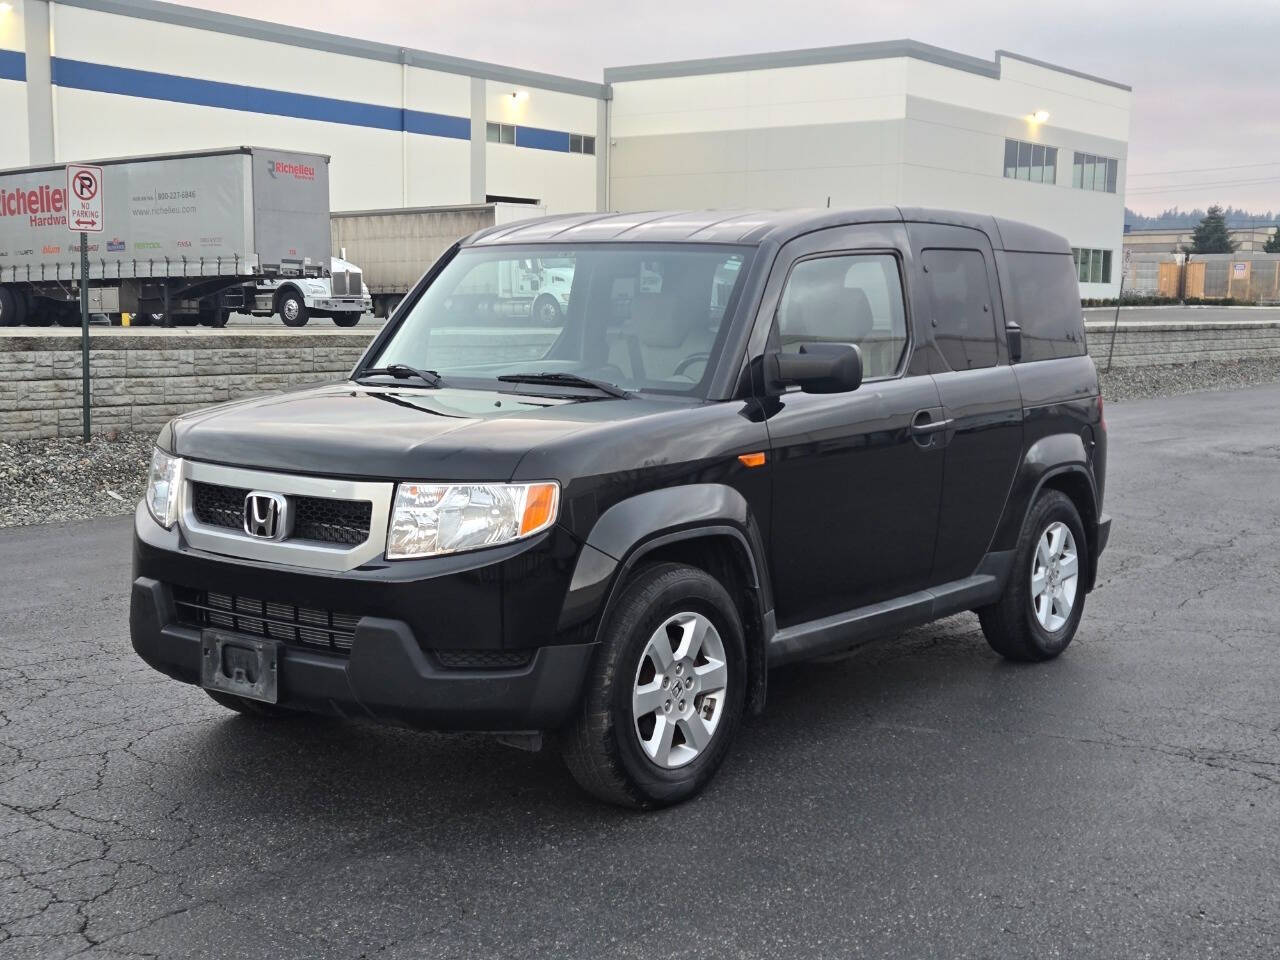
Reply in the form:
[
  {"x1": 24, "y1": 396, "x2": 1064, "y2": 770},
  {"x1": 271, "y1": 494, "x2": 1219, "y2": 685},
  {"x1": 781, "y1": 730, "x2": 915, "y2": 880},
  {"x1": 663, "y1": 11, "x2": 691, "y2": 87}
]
[{"x1": 122, "y1": 312, "x2": 131, "y2": 327}]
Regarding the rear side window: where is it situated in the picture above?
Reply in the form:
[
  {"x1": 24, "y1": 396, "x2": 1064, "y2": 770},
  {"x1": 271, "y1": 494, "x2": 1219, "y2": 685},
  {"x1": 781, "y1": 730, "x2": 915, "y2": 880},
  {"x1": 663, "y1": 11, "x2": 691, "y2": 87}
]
[
  {"x1": 1002, "y1": 252, "x2": 1085, "y2": 361},
  {"x1": 775, "y1": 253, "x2": 908, "y2": 379},
  {"x1": 920, "y1": 249, "x2": 998, "y2": 370}
]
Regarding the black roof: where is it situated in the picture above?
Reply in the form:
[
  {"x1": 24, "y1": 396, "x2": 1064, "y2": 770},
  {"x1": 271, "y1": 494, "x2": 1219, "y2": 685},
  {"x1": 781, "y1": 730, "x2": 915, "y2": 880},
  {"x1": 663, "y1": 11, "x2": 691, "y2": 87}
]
[{"x1": 465, "y1": 207, "x2": 1071, "y2": 255}]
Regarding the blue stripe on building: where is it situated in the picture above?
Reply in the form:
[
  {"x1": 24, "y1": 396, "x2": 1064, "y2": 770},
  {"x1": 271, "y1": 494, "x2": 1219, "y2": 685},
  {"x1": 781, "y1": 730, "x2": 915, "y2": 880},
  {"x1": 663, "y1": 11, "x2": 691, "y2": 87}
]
[
  {"x1": 49, "y1": 57, "x2": 471, "y2": 140},
  {"x1": 0, "y1": 49, "x2": 26, "y2": 83},
  {"x1": 514, "y1": 125, "x2": 571, "y2": 153}
]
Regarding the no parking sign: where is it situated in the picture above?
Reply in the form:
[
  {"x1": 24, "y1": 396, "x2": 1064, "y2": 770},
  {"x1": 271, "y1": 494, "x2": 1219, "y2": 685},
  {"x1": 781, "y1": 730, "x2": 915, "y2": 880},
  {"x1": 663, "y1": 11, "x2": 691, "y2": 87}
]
[{"x1": 66, "y1": 164, "x2": 104, "y2": 233}]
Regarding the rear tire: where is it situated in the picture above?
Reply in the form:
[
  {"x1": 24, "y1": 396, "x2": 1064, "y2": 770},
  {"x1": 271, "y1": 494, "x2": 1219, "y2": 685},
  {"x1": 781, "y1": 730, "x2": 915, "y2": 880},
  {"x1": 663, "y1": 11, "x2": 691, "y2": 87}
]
[
  {"x1": 278, "y1": 290, "x2": 308, "y2": 327},
  {"x1": 205, "y1": 689, "x2": 296, "y2": 719},
  {"x1": 978, "y1": 490, "x2": 1088, "y2": 662},
  {"x1": 332, "y1": 313, "x2": 361, "y2": 327},
  {"x1": 0, "y1": 288, "x2": 24, "y2": 327},
  {"x1": 563, "y1": 562, "x2": 746, "y2": 809}
]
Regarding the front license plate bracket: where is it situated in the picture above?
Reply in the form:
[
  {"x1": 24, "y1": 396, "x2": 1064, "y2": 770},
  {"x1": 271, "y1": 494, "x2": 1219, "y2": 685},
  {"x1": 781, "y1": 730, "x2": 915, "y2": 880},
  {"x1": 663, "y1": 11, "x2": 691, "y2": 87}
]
[{"x1": 200, "y1": 630, "x2": 279, "y2": 704}]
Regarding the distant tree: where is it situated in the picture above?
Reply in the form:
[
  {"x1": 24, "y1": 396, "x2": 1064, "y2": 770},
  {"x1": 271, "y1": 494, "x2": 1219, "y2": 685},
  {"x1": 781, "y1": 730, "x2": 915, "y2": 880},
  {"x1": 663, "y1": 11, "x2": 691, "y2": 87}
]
[
  {"x1": 1265, "y1": 228, "x2": 1280, "y2": 254},
  {"x1": 1185, "y1": 205, "x2": 1238, "y2": 254}
]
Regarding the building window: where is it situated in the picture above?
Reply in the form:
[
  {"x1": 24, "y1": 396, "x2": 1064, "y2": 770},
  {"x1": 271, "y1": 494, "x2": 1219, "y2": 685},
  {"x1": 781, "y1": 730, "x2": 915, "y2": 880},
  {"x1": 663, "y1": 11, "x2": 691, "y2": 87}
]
[
  {"x1": 486, "y1": 122, "x2": 515, "y2": 145},
  {"x1": 1072, "y1": 152, "x2": 1118, "y2": 193},
  {"x1": 1071, "y1": 248, "x2": 1113, "y2": 284},
  {"x1": 569, "y1": 134, "x2": 596, "y2": 155},
  {"x1": 1003, "y1": 138, "x2": 1057, "y2": 184}
]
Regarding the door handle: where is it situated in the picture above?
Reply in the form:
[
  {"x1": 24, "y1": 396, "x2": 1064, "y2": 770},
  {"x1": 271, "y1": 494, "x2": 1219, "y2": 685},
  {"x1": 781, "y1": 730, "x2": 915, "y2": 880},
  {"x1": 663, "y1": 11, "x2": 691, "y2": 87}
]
[{"x1": 911, "y1": 411, "x2": 953, "y2": 436}]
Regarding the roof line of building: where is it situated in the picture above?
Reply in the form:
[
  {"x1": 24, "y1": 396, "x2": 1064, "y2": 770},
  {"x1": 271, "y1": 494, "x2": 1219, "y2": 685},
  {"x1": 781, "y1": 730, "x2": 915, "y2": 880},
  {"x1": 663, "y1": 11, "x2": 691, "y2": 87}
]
[
  {"x1": 49, "y1": 3, "x2": 1131, "y2": 98},
  {"x1": 603, "y1": 40, "x2": 1131, "y2": 92},
  {"x1": 56, "y1": 0, "x2": 610, "y2": 100}
]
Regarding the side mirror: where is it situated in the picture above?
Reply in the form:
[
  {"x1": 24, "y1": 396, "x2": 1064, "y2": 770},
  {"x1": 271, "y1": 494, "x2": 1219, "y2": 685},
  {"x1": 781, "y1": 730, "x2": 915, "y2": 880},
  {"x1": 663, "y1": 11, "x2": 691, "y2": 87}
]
[
  {"x1": 1005, "y1": 321, "x2": 1023, "y2": 363},
  {"x1": 771, "y1": 343, "x2": 863, "y2": 394}
]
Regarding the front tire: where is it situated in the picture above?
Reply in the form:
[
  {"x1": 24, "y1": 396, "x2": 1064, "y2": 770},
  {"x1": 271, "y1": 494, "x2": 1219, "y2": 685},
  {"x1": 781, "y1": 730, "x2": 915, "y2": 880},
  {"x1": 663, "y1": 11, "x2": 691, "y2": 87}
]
[
  {"x1": 532, "y1": 293, "x2": 562, "y2": 325},
  {"x1": 978, "y1": 490, "x2": 1088, "y2": 662},
  {"x1": 278, "y1": 290, "x2": 309, "y2": 327},
  {"x1": 563, "y1": 563, "x2": 746, "y2": 809},
  {"x1": 332, "y1": 312, "x2": 361, "y2": 327}
]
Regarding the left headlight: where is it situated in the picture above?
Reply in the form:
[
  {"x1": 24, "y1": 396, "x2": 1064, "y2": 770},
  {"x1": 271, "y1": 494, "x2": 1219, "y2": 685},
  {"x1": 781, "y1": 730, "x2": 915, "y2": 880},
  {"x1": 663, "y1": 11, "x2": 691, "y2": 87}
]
[
  {"x1": 145, "y1": 447, "x2": 183, "y2": 529},
  {"x1": 387, "y1": 481, "x2": 559, "y2": 559}
]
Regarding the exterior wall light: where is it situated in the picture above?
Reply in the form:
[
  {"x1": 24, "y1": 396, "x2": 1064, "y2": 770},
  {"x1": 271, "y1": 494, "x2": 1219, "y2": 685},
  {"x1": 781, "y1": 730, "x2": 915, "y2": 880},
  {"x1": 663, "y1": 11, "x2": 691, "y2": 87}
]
[
  {"x1": 1031, "y1": 109, "x2": 1051, "y2": 124},
  {"x1": 511, "y1": 90, "x2": 529, "y2": 103},
  {"x1": 0, "y1": 3, "x2": 13, "y2": 14}
]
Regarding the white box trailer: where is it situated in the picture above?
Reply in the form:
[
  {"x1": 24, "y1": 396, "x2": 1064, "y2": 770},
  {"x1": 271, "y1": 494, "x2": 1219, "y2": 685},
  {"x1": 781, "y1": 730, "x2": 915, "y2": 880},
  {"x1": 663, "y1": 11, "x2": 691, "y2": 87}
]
[
  {"x1": 330, "y1": 203, "x2": 545, "y2": 318},
  {"x1": 0, "y1": 147, "x2": 331, "y2": 327}
]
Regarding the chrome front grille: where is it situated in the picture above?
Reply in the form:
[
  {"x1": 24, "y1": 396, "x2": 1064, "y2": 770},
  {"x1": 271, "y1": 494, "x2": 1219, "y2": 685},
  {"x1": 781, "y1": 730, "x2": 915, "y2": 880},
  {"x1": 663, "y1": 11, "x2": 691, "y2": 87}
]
[
  {"x1": 178, "y1": 461, "x2": 393, "y2": 573},
  {"x1": 331, "y1": 270, "x2": 360, "y2": 296}
]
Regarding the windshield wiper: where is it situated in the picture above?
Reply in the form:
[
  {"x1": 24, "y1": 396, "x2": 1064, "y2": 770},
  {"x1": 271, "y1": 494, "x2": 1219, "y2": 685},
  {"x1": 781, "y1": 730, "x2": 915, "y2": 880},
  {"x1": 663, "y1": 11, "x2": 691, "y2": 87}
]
[
  {"x1": 496, "y1": 372, "x2": 631, "y2": 399},
  {"x1": 356, "y1": 363, "x2": 444, "y2": 388}
]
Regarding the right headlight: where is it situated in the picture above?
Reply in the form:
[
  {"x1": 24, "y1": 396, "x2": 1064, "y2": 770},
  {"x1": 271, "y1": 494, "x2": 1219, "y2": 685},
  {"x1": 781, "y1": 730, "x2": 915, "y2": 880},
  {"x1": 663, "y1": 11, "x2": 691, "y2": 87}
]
[
  {"x1": 145, "y1": 447, "x2": 183, "y2": 529},
  {"x1": 387, "y1": 481, "x2": 559, "y2": 559}
]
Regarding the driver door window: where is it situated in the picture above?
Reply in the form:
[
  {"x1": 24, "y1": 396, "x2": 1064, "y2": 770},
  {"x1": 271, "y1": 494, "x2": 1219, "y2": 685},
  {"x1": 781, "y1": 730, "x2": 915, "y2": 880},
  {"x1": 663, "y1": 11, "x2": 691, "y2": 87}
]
[{"x1": 776, "y1": 254, "x2": 908, "y2": 379}]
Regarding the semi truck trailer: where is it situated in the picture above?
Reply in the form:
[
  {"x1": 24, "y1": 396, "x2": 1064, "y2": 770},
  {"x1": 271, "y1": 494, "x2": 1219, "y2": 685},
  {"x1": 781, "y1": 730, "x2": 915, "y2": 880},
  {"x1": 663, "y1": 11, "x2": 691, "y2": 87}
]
[
  {"x1": 0, "y1": 147, "x2": 331, "y2": 327},
  {"x1": 330, "y1": 203, "x2": 552, "y2": 319}
]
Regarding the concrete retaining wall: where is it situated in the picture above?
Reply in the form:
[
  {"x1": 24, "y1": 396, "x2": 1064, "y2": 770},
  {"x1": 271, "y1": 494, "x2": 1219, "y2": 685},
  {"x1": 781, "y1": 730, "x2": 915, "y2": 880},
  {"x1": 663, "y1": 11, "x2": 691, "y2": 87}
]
[
  {"x1": 1084, "y1": 319, "x2": 1280, "y2": 368},
  {"x1": 2, "y1": 320, "x2": 1279, "y2": 439},
  {"x1": 0, "y1": 329, "x2": 374, "y2": 440}
]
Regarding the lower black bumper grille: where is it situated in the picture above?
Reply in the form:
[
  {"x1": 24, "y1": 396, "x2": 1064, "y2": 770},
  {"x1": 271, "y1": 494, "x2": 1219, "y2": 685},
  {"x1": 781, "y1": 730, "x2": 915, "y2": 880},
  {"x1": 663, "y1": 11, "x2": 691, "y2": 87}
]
[
  {"x1": 433, "y1": 649, "x2": 535, "y2": 670},
  {"x1": 173, "y1": 587, "x2": 359, "y2": 654}
]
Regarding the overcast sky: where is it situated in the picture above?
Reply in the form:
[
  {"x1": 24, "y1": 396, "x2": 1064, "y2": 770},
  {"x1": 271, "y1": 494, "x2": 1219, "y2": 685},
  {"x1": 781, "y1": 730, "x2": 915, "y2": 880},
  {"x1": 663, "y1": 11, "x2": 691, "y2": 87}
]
[{"x1": 175, "y1": 0, "x2": 1280, "y2": 216}]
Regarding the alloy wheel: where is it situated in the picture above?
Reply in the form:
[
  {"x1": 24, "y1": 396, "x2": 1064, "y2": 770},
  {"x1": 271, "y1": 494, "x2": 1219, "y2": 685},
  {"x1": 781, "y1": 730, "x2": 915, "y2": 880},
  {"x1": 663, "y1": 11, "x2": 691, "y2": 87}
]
[
  {"x1": 1031, "y1": 521, "x2": 1079, "y2": 631},
  {"x1": 631, "y1": 611, "x2": 729, "y2": 769}
]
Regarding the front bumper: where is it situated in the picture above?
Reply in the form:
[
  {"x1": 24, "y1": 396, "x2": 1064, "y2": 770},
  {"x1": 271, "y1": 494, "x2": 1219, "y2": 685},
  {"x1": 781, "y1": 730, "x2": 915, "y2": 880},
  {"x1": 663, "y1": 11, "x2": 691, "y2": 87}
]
[
  {"x1": 130, "y1": 576, "x2": 595, "y2": 731},
  {"x1": 309, "y1": 296, "x2": 369, "y2": 313}
]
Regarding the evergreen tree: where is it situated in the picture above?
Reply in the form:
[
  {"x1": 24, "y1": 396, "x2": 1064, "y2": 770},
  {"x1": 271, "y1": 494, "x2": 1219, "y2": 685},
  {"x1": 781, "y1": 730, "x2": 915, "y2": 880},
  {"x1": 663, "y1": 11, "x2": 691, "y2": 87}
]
[
  {"x1": 1186, "y1": 206, "x2": 1237, "y2": 254},
  {"x1": 1265, "y1": 228, "x2": 1280, "y2": 254}
]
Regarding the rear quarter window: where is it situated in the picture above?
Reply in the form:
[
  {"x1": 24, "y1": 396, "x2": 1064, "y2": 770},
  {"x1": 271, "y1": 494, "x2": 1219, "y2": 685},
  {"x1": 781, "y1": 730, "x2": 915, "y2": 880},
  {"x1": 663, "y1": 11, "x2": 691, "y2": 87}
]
[{"x1": 1001, "y1": 251, "x2": 1086, "y2": 362}]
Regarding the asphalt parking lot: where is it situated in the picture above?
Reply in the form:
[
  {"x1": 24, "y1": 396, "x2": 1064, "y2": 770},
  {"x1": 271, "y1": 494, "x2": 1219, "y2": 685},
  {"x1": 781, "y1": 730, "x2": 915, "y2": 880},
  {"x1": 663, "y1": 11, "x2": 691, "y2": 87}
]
[{"x1": 2, "y1": 384, "x2": 1279, "y2": 959}]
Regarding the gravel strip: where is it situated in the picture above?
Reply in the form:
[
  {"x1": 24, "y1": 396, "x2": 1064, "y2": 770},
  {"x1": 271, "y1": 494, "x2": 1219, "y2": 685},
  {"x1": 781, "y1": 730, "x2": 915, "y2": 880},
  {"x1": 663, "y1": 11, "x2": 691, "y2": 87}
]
[
  {"x1": 2, "y1": 357, "x2": 1279, "y2": 529},
  {"x1": 1100, "y1": 357, "x2": 1280, "y2": 403},
  {"x1": 0, "y1": 433, "x2": 153, "y2": 528}
]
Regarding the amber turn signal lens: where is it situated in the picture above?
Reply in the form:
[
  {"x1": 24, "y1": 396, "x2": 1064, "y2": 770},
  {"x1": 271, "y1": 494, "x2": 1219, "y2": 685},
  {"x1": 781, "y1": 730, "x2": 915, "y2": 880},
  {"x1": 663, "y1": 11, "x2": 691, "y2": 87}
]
[
  {"x1": 737, "y1": 452, "x2": 766, "y2": 468},
  {"x1": 520, "y1": 482, "x2": 559, "y2": 536}
]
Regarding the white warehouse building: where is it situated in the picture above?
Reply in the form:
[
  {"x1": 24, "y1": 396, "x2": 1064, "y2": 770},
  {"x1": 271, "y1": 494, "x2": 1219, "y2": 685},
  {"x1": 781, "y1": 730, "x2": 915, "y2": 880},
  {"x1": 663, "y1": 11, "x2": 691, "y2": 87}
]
[{"x1": 0, "y1": 0, "x2": 1131, "y2": 296}]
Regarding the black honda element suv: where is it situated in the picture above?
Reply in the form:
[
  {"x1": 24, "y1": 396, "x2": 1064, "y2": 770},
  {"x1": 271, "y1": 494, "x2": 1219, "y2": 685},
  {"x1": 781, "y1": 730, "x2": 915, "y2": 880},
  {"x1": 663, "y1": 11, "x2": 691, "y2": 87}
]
[{"x1": 132, "y1": 208, "x2": 1110, "y2": 808}]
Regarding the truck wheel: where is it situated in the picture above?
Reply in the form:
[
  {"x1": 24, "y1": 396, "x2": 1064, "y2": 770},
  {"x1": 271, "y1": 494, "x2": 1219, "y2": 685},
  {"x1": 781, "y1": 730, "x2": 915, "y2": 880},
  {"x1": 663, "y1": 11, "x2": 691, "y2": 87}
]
[
  {"x1": 532, "y1": 293, "x2": 562, "y2": 325},
  {"x1": 562, "y1": 562, "x2": 746, "y2": 809},
  {"x1": 0, "y1": 288, "x2": 23, "y2": 327},
  {"x1": 332, "y1": 313, "x2": 361, "y2": 327},
  {"x1": 26, "y1": 299, "x2": 54, "y2": 326},
  {"x1": 53, "y1": 303, "x2": 81, "y2": 327},
  {"x1": 978, "y1": 490, "x2": 1089, "y2": 662},
  {"x1": 198, "y1": 308, "x2": 230, "y2": 328},
  {"x1": 205, "y1": 689, "x2": 296, "y2": 719},
  {"x1": 278, "y1": 290, "x2": 308, "y2": 327}
]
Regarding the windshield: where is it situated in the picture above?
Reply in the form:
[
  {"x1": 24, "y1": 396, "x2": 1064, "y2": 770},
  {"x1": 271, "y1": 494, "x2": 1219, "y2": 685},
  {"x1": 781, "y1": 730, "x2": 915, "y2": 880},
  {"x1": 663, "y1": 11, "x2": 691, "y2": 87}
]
[{"x1": 368, "y1": 243, "x2": 754, "y2": 397}]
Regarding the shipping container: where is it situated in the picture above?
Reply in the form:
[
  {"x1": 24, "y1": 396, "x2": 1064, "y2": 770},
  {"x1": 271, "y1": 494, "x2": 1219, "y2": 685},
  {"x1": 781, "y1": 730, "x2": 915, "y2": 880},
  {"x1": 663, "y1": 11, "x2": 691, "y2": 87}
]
[{"x1": 330, "y1": 203, "x2": 543, "y2": 317}]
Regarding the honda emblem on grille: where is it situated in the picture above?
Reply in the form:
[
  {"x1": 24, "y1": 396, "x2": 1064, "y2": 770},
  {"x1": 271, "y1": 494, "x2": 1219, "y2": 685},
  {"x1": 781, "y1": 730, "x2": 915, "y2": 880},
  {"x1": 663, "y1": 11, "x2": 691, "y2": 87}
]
[{"x1": 243, "y1": 491, "x2": 291, "y2": 541}]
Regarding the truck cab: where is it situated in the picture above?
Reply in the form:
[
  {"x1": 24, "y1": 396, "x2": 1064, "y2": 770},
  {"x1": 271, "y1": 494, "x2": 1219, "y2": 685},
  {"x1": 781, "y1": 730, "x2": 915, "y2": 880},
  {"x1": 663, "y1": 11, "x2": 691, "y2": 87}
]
[
  {"x1": 130, "y1": 208, "x2": 1110, "y2": 809},
  {"x1": 249, "y1": 256, "x2": 372, "y2": 327}
]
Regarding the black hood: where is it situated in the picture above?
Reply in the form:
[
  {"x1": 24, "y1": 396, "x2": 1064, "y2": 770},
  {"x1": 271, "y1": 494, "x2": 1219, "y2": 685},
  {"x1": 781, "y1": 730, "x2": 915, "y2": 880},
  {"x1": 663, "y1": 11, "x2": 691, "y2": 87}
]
[{"x1": 167, "y1": 381, "x2": 677, "y2": 481}]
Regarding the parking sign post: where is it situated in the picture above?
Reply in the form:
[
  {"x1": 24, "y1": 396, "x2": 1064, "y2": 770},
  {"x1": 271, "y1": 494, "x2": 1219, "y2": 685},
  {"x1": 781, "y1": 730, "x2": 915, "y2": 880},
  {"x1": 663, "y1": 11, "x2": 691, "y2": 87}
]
[
  {"x1": 79, "y1": 235, "x2": 90, "y2": 440},
  {"x1": 66, "y1": 164, "x2": 104, "y2": 442}
]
